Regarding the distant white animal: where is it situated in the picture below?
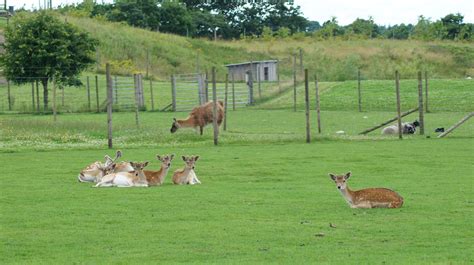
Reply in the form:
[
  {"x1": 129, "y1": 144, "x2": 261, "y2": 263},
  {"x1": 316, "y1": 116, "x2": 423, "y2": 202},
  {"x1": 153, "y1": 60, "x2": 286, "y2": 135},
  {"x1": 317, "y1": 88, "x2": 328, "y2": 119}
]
[{"x1": 382, "y1": 120, "x2": 419, "y2": 135}]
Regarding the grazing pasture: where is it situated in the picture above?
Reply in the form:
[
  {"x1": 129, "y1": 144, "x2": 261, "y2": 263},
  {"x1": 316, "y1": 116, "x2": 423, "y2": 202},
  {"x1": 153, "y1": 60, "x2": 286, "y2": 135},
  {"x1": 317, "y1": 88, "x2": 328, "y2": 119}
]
[{"x1": 0, "y1": 77, "x2": 472, "y2": 263}]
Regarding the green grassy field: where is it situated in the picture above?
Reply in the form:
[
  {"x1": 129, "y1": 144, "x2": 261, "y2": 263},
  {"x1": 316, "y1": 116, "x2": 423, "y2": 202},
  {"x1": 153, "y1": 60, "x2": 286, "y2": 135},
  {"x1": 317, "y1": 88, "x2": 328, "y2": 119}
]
[{"x1": 1, "y1": 76, "x2": 473, "y2": 263}]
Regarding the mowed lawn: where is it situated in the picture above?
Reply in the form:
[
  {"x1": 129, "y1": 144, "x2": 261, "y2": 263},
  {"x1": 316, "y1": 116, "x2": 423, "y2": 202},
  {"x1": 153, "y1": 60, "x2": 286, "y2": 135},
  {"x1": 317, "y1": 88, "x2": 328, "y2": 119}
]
[{"x1": 0, "y1": 108, "x2": 473, "y2": 263}]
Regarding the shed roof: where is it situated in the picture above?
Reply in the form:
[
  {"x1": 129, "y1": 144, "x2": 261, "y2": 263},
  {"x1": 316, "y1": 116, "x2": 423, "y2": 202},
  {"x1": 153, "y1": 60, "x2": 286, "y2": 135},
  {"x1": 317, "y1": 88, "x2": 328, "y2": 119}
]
[{"x1": 225, "y1": 60, "x2": 278, "y2": 67}]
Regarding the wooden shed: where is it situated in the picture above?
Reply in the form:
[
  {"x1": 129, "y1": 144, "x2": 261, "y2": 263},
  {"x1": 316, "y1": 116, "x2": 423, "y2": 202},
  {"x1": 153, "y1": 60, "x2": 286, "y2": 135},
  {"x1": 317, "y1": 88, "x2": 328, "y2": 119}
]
[{"x1": 225, "y1": 60, "x2": 278, "y2": 82}]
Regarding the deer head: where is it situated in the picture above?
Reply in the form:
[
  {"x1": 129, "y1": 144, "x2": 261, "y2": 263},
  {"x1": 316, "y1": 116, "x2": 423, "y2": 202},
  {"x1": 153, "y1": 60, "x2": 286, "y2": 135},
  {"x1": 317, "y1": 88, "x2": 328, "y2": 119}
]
[
  {"x1": 329, "y1": 172, "x2": 351, "y2": 190},
  {"x1": 170, "y1": 118, "x2": 180, "y2": 133},
  {"x1": 104, "y1": 150, "x2": 122, "y2": 167},
  {"x1": 181, "y1": 155, "x2": 199, "y2": 170},
  {"x1": 156, "y1": 154, "x2": 175, "y2": 169}
]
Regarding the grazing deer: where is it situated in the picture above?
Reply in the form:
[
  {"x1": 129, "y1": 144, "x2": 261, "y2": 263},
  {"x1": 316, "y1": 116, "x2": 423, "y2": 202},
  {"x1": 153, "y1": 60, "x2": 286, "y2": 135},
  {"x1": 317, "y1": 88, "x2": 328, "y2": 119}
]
[
  {"x1": 78, "y1": 150, "x2": 123, "y2": 183},
  {"x1": 144, "y1": 154, "x2": 175, "y2": 186},
  {"x1": 172, "y1": 156, "x2": 201, "y2": 185},
  {"x1": 170, "y1": 101, "x2": 224, "y2": 135},
  {"x1": 95, "y1": 162, "x2": 149, "y2": 188},
  {"x1": 329, "y1": 172, "x2": 403, "y2": 208}
]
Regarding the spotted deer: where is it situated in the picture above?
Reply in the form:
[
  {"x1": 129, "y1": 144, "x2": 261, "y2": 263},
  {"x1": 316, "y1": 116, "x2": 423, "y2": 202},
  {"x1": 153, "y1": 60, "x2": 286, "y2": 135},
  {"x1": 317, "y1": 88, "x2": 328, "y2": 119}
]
[
  {"x1": 144, "y1": 154, "x2": 175, "y2": 186},
  {"x1": 329, "y1": 172, "x2": 403, "y2": 208},
  {"x1": 78, "y1": 150, "x2": 123, "y2": 183},
  {"x1": 172, "y1": 156, "x2": 201, "y2": 185},
  {"x1": 95, "y1": 162, "x2": 149, "y2": 188}
]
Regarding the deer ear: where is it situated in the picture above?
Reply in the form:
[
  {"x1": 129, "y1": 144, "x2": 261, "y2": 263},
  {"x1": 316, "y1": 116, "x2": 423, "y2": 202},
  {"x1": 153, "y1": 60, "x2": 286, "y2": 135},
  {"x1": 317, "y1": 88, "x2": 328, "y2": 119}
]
[
  {"x1": 104, "y1": 155, "x2": 112, "y2": 162},
  {"x1": 143, "y1": 161, "x2": 149, "y2": 167},
  {"x1": 344, "y1": 172, "x2": 352, "y2": 180},
  {"x1": 182, "y1": 156, "x2": 186, "y2": 161},
  {"x1": 329, "y1": 173, "x2": 336, "y2": 181},
  {"x1": 116, "y1": 150, "x2": 122, "y2": 158},
  {"x1": 170, "y1": 154, "x2": 175, "y2": 160},
  {"x1": 194, "y1": 156, "x2": 200, "y2": 161},
  {"x1": 173, "y1": 118, "x2": 177, "y2": 122},
  {"x1": 156, "y1": 155, "x2": 161, "y2": 161}
]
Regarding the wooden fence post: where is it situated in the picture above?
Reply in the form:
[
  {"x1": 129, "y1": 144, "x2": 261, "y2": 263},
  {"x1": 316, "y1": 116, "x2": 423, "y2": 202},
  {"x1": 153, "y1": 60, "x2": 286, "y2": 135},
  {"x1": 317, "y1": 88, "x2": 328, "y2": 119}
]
[
  {"x1": 418, "y1": 71, "x2": 424, "y2": 135},
  {"x1": 425, "y1": 71, "x2": 429, "y2": 113},
  {"x1": 247, "y1": 70, "x2": 254, "y2": 105},
  {"x1": 224, "y1": 73, "x2": 229, "y2": 131},
  {"x1": 86, "y1": 76, "x2": 91, "y2": 112},
  {"x1": 171, "y1": 75, "x2": 177, "y2": 112},
  {"x1": 61, "y1": 86, "x2": 65, "y2": 107},
  {"x1": 304, "y1": 69, "x2": 310, "y2": 143},
  {"x1": 231, "y1": 73, "x2": 235, "y2": 110},
  {"x1": 133, "y1": 74, "x2": 140, "y2": 128},
  {"x1": 52, "y1": 78, "x2": 57, "y2": 122},
  {"x1": 150, "y1": 79, "x2": 155, "y2": 111},
  {"x1": 395, "y1": 71, "x2": 402, "y2": 140},
  {"x1": 277, "y1": 59, "x2": 281, "y2": 93},
  {"x1": 205, "y1": 70, "x2": 209, "y2": 102},
  {"x1": 358, "y1": 69, "x2": 362, "y2": 112},
  {"x1": 114, "y1": 76, "x2": 118, "y2": 104},
  {"x1": 106, "y1": 63, "x2": 113, "y2": 149},
  {"x1": 293, "y1": 54, "x2": 297, "y2": 112},
  {"x1": 212, "y1": 67, "x2": 218, "y2": 146},
  {"x1": 257, "y1": 66, "x2": 262, "y2": 99},
  {"x1": 35, "y1": 80, "x2": 40, "y2": 112},
  {"x1": 95, "y1": 75, "x2": 100, "y2": 112},
  {"x1": 31, "y1": 82, "x2": 35, "y2": 111},
  {"x1": 315, "y1": 75, "x2": 321, "y2": 134},
  {"x1": 7, "y1": 80, "x2": 11, "y2": 111},
  {"x1": 139, "y1": 74, "x2": 145, "y2": 108}
]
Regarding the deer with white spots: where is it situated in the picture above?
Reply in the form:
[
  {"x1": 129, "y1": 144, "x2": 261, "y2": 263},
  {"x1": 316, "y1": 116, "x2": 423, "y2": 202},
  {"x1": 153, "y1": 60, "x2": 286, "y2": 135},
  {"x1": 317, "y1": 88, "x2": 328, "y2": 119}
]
[
  {"x1": 95, "y1": 162, "x2": 149, "y2": 188},
  {"x1": 329, "y1": 172, "x2": 403, "y2": 208},
  {"x1": 172, "y1": 156, "x2": 201, "y2": 185},
  {"x1": 77, "y1": 150, "x2": 125, "y2": 183},
  {"x1": 144, "y1": 154, "x2": 175, "y2": 186}
]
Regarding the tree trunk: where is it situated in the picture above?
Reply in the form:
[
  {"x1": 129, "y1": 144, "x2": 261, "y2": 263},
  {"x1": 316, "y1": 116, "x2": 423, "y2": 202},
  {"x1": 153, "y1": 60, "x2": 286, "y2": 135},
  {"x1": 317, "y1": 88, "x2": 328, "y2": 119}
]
[{"x1": 42, "y1": 78, "x2": 49, "y2": 111}]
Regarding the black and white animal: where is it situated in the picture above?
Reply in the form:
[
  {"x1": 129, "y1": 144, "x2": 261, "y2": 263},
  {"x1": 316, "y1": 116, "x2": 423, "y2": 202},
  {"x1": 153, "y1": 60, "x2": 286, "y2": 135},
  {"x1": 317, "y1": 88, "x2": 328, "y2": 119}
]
[{"x1": 382, "y1": 120, "x2": 419, "y2": 135}]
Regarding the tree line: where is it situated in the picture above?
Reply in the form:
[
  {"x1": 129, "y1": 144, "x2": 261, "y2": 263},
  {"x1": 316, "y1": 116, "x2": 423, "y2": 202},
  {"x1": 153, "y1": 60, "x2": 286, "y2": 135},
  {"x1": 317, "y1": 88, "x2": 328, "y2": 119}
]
[{"x1": 56, "y1": 0, "x2": 472, "y2": 41}]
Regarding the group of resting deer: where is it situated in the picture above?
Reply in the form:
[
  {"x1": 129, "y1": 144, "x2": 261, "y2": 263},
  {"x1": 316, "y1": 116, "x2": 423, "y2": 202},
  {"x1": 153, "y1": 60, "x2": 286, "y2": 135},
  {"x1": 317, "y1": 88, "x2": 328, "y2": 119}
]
[{"x1": 78, "y1": 150, "x2": 201, "y2": 187}]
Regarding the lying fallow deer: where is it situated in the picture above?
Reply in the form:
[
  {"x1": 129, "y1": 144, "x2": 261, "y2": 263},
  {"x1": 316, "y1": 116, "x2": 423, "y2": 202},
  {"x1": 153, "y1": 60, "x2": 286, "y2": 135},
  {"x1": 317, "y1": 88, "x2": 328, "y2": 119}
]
[
  {"x1": 329, "y1": 172, "x2": 403, "y2": 208},
  {"x1": 95, "y1": 162, "x2": 149, "y2": 188},
  {"x1": 78, "y1": 150, "x2": 122, "y2": 183},
  {"x1": 172, "y1": 156, "x2": 201, "y2": 185},
  {"x1": 144, "y1": 154, "x2": 175, "y2": 186}
]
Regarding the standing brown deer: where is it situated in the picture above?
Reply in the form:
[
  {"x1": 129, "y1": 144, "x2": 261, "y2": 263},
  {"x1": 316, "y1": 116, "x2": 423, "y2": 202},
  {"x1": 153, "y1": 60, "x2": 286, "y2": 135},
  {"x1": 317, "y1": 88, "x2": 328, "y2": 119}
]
[
  {"x1": 170, "y1": 101, "x2": 224, "y2": 135},
  {"x1": 329, "y1": 172, "x2": 403, "y2": 208},
  {"x1": 144, "y1": 154, "x2": 175, "y2": 186}
]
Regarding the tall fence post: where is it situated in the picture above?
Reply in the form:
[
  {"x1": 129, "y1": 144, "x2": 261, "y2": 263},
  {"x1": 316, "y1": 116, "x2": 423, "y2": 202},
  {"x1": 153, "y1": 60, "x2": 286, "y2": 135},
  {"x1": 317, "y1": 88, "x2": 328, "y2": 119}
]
[
  {"x1": 106, "y1": 63, "x2": 113, "y2": 149},
  {"x1": 7, "y1": 80, "x2": 11, "y2": 111},
  {"x1": 247, "y1": 70, "x2": 254, "y2": 105},
  {"x1": 133, "y1": 74, "x2": 140, "y2": 128},
  {"x1": 417, "y1": 71, "x2": 425, "y2": 135},
  {"x1": 35, "y1": 80, "x2": 40, "y2": 112},
  {"x1": 304, "y1": 69, "x2": 310, "y2": 143},
  {"x1": 95, "y1": 75, "x2": 100, "y2": 112},
  {"x1": 424, "y1": 71, "x2": 429, "y2": 113},
  {"x1": 231, "y1": 73, "x2": 235, "y2": 110},
  {"x1": 52, "y1": 78, "x2": 57, "y2": 122},
  {"x1": 357, "y1": 69, "x2": 362, "y2": 112},
  {"x1": 224, "y1": 73, "x2": 228, "y2": 131},
  {"x1": 395, "y1": 71, "x2": 403, "y2": 140},
  {"x1": 315, "y1": 75, "x2": 321, "y2": 134},
  {"x1": 257, "y1": 66, "x2": 262, "y2": 99},
  {"x1": 150, "y1": 79, "x2": 155, "y2": 111},
  {"x1": 114, "y1": 76, "x2": 118, "y2": 104},
  {"x1": 31, "y1": 82, "x2": 35, "y2": 111},
  {"x1": 212, "y1": 67, "x2": 218, "y2": 146},
  {"x1": 277, "y1": 59, "x2": 281, "y2": 93},
  {"x1": 86, "y1": 76, "x2": 91, "y2": 112},
  {"x1": 61, "y1": 86, "x2": 65, "y2": 107},
  {"x1": 293, "y1": 54, "x2": 297, "y2": 112},
  {"x1": 171, "y1": 75, "x2": 177, "y2": 112},
  {"x1": 139, "y1": 74, "x2": 145, "y2": 108},
  {"x1": 205, "y1": 70, "x2": 209, "y2": 102}
]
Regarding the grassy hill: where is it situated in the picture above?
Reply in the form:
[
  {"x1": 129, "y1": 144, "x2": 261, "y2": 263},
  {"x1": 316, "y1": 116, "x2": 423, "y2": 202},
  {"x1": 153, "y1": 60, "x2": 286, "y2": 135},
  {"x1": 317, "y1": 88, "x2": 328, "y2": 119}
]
[{"x1": 60, "y1": 16, "x2": 474, "y2": 81}]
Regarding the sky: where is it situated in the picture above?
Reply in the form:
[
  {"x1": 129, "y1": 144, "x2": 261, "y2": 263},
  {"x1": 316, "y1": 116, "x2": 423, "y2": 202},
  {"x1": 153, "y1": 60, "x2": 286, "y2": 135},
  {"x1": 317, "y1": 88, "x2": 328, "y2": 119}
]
[{"x1": 10, "y1": 0, "x2": 474, "y2": 26}]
